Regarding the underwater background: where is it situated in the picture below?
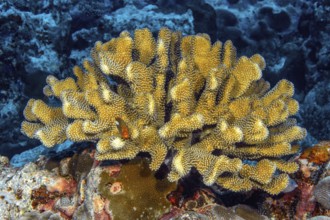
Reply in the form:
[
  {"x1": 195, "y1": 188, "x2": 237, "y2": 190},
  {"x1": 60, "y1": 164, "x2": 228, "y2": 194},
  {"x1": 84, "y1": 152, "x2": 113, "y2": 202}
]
[{"x1": 0, "y1": 0, "x2": 329, "y2": 219}]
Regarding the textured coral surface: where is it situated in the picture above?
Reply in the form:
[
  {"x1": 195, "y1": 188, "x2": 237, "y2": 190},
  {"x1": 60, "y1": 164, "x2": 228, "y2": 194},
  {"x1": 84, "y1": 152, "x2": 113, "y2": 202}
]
[
  {"x1": 21, "y1": 28, "x2": 306, "y2": 194},
  {"x1": 98, "y1": 158, "x2": 176, "y2": 220}
]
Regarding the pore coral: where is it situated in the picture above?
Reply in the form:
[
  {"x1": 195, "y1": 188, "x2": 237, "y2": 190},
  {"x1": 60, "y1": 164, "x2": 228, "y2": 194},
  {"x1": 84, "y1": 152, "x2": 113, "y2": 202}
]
[
  {"x1": 98, "y1": 158, "x2": 176, "y2": 219},
  {"x1": 21, "y1": 28, "x2": 306, "y2": 194}
]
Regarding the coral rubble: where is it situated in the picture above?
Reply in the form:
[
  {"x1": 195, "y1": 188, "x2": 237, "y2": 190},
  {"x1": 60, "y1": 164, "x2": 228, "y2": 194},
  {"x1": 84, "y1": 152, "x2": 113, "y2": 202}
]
[
  {"x1": 1, "y1": 142, "x2": 329, "y2": 219},
  {"x1": 0, "y1": 152, "x2": 175, "y2": 219},
  {"x1": 21, "y1": 28, "x2": 306, "y2": 194}
]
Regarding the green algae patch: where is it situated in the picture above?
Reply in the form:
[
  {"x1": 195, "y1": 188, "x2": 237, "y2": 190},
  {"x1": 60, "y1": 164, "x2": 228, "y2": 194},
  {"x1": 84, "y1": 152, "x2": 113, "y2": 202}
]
[{"x1": 98, "y1": 158, "x2": 176, "y2": 220}]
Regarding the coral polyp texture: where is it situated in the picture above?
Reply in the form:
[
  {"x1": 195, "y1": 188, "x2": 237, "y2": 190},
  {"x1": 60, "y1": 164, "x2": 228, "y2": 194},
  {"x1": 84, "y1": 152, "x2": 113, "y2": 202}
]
[{"x1": 21, "y1": 28, "x2": 306, "y2": 195}]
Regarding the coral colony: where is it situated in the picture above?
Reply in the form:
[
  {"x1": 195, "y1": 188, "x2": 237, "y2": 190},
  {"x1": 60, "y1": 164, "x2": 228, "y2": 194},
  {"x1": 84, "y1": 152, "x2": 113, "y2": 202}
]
[{"x1": 21, "y1": 28, "x2": 306, "y2": 195}]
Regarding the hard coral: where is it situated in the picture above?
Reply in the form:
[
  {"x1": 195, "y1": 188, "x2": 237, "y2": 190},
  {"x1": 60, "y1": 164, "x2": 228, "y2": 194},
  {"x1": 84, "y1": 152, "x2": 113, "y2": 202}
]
[
  {"x1": 314, "y1": 176, "x2": 330, "y2": 210},
  {"x1": 21, "y1": 28, "x2": 306, "y2": 194},
  {"x1": 98, "y1": 158, "x2": 176, "y2": 220}
]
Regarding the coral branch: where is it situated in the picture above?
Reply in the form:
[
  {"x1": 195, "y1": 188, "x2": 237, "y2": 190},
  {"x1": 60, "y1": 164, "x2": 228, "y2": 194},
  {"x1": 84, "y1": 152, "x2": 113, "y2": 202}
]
[{"x1": 21, "y1": 28, "x2": 306, "y2": 194}]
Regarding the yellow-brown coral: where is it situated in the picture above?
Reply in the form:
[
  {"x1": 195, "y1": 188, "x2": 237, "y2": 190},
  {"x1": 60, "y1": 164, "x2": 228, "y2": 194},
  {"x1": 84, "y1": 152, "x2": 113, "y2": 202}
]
[{"x1": 21, "y1": 28, "x2": 306, "y2": 194}]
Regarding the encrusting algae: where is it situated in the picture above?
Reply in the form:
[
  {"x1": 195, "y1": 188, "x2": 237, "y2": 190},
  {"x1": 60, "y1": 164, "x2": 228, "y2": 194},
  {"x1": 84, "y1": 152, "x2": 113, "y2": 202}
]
[
  {"x1": 21, "y1": 28, "x2": 306, "y2": 195},
  {"x1": 98, "y1": 158, "x2": 176, "y2": 220}
]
